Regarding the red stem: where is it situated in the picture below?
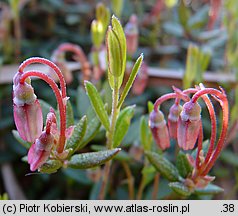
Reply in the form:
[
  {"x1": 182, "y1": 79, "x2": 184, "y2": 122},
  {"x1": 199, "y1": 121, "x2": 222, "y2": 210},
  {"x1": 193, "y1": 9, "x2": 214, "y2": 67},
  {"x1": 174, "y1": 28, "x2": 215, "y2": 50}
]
[
  {"x1": 154, "y1": 92, "x2": 189, "y2": 111},
  {"x1": 196, "y1": 123, "x2": 203, "y2": 169},
  {"x1": 20, "y1": 70, "x2": 66, "y2": 153},
  {"x1": 191, "y1": 88, "x2": 229, "y2": 176},
  {"x1": 18, "y1": 57, "x2": 67, "y2": 98}
]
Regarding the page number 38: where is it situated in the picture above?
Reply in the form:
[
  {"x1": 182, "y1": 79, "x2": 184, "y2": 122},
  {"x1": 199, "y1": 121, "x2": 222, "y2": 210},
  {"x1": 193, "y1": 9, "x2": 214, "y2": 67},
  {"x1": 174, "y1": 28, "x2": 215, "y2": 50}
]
[{"x1": 221, "y1": 204, "x2": 235, "y2": 213}]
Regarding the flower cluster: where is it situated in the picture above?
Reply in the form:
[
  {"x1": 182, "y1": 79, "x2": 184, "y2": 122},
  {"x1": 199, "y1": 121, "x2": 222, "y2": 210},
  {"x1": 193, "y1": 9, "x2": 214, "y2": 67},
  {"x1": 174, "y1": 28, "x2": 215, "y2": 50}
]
[
  {"x1": 149, "y1": 84, "x2": 229, "y2": 188},
  {"x1": 13, "y1": 57, "x2": 73, "y2": 171}
]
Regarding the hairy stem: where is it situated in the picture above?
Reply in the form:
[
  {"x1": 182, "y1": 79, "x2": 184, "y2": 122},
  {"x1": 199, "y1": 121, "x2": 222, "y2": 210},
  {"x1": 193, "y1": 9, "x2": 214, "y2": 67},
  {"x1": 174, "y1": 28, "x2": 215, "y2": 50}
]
[
  {"x1": 20, "y1": 71, "x2": 66, "y2": 153},
  {"x1": 99, "y1": 79, "x2": 119, "y2": 199},
  {"x1": 18, "y1": 57, "x2": 67, "y2": 98}
]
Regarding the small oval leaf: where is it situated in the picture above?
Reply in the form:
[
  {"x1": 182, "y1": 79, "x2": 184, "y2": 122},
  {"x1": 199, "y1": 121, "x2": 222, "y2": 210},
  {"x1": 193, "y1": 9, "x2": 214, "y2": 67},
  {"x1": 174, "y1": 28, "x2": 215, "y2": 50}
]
[
  {"x1": 67, "y1": 148, "x2": 121, "y2": 169},
  {"x1": 77, "y1": 115, "x2": 101, "y2": 150},
  {"x1": 176, "y1": 151, "x2": 193, "y2": 178},
  {"x1": 113, "y1": 105, "x2": 135, "y2": 148},
  {"x1": 38, "y1": 159, "x2": 62, "y2": 174},
  {"x1": 194, "y1": 184, "x2": 224, "y2": 195},
  {"x1": 145, "y1": 151, "x2": 180, "y2": 182},
  {"x1": 140, "y1": 115, "x2": 152, "y2": 151},
  {"x1": 169, "y1": 182, "x2": 191, "y2": 197},
  {"x1": 85, "y1": 81, "x2": 110, "y2": 131},
  {"x1": 66, "y1": 116, "x2": 87, "y2": 153}
]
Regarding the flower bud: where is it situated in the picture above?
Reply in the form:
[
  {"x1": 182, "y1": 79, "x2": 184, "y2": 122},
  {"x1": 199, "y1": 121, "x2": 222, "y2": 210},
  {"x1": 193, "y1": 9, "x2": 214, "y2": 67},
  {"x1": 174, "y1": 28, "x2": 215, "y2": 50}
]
[
  {"x1": 106, "y1": 16, "x2": 126, "y2": 78},
  {"x1": 13, "y1": 72, "x2": 43, "y2": 143},
  {"x1": 28, "y1": 131, "x2": 54, "y2": 171},
  {"x1": 125, "y1": 14, "x2": 138, "y2": 56},
  {"x1": 149, "y1": 110, "x2": 170, "y2": 150},
  {"x1": 177, "y1": 101, "x2": 201, "y2": 150},
  {"x1": 168, "y1": 103, "x2": 182, "y2": 139},
  {"x1": 91, "y1": 20, "x2": 104, "y2": 48}
]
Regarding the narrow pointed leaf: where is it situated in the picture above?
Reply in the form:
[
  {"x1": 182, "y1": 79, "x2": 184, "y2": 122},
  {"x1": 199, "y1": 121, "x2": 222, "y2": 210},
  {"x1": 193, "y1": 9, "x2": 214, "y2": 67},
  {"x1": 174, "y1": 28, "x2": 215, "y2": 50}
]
[
  {"x1": 145, "y1": 151, "x2": 180, "y2": 182},
  {"x1": 169, "y1": 182, "x2": 191, "y2": 197},
  {"x1": 66, "y1": 116, "x2": 87, "y2": 153},
  {"x1": 12, "y1": 130, "x2": 31, "y2": 149},
  {"x1": 76, "y1": 87, "x2": 91, "y2": 118},
  {"x1": 176, "y1": 151, "x2": 193, "y2": 178},
  {"x1": 108, "y1": 70, "x2": 123, "y2": 90},
  {"x1": 117, "y1": 54, "x2": 143, "y2": 108},
  {"x1": 38, "y1": 159, "x2": 62, "y2": 174},
  {"x1": 113, "y1": 105, "x2": 135, "y2": 148},
  {"x1": 67, "y1": 148, "x2": 121, "y2": 169},
  {"x1": 85, "y1": 81, "x2": 110, "y2": 131}
]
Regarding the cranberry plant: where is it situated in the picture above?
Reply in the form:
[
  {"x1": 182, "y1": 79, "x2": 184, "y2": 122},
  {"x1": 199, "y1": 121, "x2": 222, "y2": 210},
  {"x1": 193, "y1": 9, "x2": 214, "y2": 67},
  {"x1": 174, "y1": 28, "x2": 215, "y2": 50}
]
[
  {"x1": 12, "y1": 15, "x2": 143, "y2": 199},
  {"x1": 144, "y1": 83, "x2": 229, "y2": 197}
]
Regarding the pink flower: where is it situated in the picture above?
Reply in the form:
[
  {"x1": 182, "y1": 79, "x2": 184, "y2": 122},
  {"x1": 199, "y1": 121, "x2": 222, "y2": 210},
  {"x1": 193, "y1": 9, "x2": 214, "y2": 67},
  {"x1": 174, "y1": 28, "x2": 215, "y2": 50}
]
[
  {"x1": 28, "y1": 131, "x2": 54, "y2": 171},
  {"x1": 177, "y1": 101, "x2": 201, "y2": 150},
  {"x1": 168, "y1": 103, "x2": 182, "y2": 139},
  {"x1": 13, "y1": 72, "x2": 43, "y2": 143},
  {"x1": 149, "y1": 110, "x2": 170, "y2": 150}
]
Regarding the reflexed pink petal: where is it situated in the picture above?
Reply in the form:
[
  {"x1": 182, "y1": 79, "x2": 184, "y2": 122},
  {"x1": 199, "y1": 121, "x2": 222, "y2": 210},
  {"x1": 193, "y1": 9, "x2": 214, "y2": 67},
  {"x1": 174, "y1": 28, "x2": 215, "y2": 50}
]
[{"x1": 14, "y1": 100, "x2": 43, "y2": 143}]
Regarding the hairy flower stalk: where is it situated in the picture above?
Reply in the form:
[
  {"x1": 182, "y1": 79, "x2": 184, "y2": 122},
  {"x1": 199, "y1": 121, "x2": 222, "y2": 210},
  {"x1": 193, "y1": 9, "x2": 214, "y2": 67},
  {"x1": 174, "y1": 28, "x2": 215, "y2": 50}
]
[
  {"x1": 13, "y1": 57, "x2": 71, "y2": 171},
  {"x1": 149, "y1": 84, "x2": 229, "y2": 188}
]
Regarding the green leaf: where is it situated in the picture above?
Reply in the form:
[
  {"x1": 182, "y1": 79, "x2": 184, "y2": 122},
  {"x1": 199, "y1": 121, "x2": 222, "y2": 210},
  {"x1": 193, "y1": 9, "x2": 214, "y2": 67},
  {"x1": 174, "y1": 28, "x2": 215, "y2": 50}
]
[
  {"x1": 12, "y1": 130, "x2": 31, "y2": 149},
  {"x1": 66, "y1": 100, "x2": 74, "y2": 127},
  {"x1": 85, "y1": 81, "x2": 110, "y2": 131},
  {"x1": 117, "y1": 54, "x2": 143, "y2": 108},
  {"x1": 140, "y1": 115, "x2": 152, "y2": 151},
  {"x1": 90, "y1": 145, "x2": 131, "y2": 162},
  {"x1": 108, "y1": 70, "x2": 124, "y2": 90},
  {"x1": 38, "y1": 160, "x2": 62, "y2": 174},
  {"x1": 176, "y1": 151, "x2": 193, "y2": 178},
  {"x1": 220, "y1": 150, "x2": 238, "y2": 167},
  {"x1": 178, "y1": 0, "x2": 190, "y2": 29},
  {"x1": 113, "y1": 105, "x2": 135, "y2": 148},
  {"x1": 111, "y1": 0, "x2": 124, "y2": 18},
  {"x1": 163, "y1": 22, "x2": 184, "y2": 37},
  {"x1": 147, "y1": 101, "x2": 154, "y2": 113},
  {"x1": 78, "y1": 114, "x2": 101, "y2": 150},
  {"x1": 142, "y1": 165, "x2": 156, "y2": 187},
  {"x1": 145, "y1": 151, "x2": 180, "y2": 182},
  {"x1": 66, "y1": 116, "x2": 87, "y2": 153},
  {"x1": 169, "y1": 182, "x2": 191, "y2": 197},
  {"x1": 106, "y1": 26, "x2": 123, "y2": 77},
  {"x1": 194, "y1": 184, "x2": 224, "y2": 195},
  {"x1": 67, "y1": 149, "x2": 121, "y2": 169},
  {"x1": 111, "y1": 15, "x2": 126, "y2": 76},
  {"x1": 76, "y1": 87, "x2": 91, "y2": 118}
]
